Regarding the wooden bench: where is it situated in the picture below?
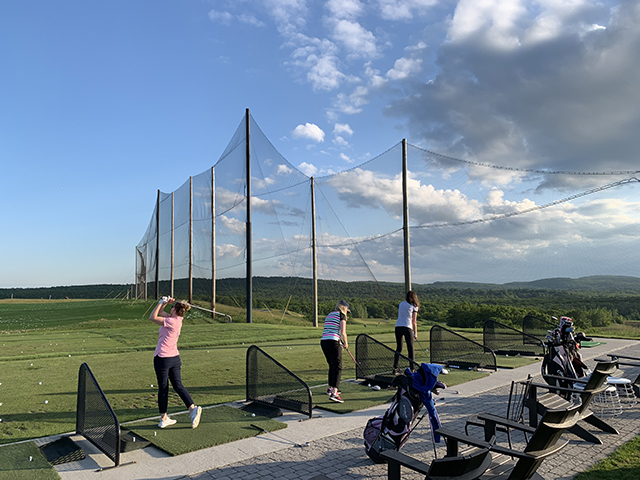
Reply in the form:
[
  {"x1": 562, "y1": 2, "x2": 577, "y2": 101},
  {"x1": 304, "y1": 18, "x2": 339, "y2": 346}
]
[
  {"x1": 526, "y1": 360, "x2": 619, "y2": 444},
  {"x1": 380, "y1": 402, "x2": 581, "y2": 480}
]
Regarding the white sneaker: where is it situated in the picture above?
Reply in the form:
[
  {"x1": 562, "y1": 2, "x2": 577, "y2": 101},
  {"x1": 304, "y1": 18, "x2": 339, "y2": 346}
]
[
  {"x1": 158, "y1": 417, "x2": 177, "y2": 428},
  {"x1": 190, "y1": 406, "x2": 202, "y2": 429}
]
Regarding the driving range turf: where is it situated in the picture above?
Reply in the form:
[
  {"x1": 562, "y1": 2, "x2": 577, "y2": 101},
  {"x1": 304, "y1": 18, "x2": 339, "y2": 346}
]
[{"x1": 0, "y1": 298, "x2": 539, "y2": 479}]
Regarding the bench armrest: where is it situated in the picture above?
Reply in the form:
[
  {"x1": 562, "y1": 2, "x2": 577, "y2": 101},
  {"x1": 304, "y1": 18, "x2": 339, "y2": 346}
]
[
  {"x1": 529, "y1": 381, "x2": 607, "y2": 396},
  {"x1": 475, "y1": 414, "x2": 536, "y2": 434},
  {"x1": 379, "y1": 450, "x2": 431, "y2": 475},
  {"x1": 542, "y1": 374, "x2": 588, "y2": 384}
]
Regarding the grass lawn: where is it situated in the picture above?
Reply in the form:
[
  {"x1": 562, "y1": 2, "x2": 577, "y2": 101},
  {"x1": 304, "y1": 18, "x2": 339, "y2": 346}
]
[
  {"x1": 575, "y1": 435, "x2": 640, "y2": 480},
  {"x1": 0, "y1": 299, "x2": 547, "y2": 445}
]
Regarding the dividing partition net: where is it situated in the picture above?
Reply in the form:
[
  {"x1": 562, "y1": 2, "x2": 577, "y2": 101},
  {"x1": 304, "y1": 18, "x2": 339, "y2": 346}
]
[{"x1": 136, "y1": 112, "x2": 640, "y2": 321}]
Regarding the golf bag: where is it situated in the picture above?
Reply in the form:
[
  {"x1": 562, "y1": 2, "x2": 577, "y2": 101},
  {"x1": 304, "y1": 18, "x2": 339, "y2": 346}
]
[
  {"x1": 541, "y1": 316, "x2": 591, "y2": 396},
  {"x1": 364, "y1": 363, "x2": 444, "y2": 464}
]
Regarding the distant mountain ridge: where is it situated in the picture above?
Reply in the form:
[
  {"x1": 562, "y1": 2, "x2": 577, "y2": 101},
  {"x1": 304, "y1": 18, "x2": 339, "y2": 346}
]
[
  {"x1": 431, "y1": 275, "x2": 640, "y2": 291},
  {"x1": 1, "y1": 275, "x2": 639, "y2": 300}
]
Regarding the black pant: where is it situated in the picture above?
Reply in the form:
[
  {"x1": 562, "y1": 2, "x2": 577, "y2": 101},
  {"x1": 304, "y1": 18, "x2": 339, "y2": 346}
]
[
  {"x1": 153, "y1": 355, "x2": 194, "y2": 414},
  {"x1": 321, "y1": 339, "x2": 343, "y2": 389},
  {"x1": 393, "y1": 326, "x2": 415, "y2": 369}
]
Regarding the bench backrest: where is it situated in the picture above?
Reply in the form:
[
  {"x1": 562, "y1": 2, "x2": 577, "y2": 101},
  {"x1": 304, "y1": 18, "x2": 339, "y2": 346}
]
[{"x1": 511, "y1": 402, "x2": 581, "y2": 480}]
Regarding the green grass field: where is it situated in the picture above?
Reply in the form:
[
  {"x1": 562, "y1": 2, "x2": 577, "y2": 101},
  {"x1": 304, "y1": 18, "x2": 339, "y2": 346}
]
[{"x1": 0, "y1": 298, "x2": 537, "y2": 446}]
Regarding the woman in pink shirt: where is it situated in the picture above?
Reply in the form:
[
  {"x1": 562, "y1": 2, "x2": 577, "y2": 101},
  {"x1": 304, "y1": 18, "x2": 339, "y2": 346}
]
[{"x1": 150, "y1": 297, "x2": 202, "y2": 429}]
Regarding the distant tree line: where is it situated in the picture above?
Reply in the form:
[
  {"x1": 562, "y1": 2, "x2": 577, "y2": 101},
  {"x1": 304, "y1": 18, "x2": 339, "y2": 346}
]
[{"x1": 3, "y1": 275, "x2": 639, "y2": 331}]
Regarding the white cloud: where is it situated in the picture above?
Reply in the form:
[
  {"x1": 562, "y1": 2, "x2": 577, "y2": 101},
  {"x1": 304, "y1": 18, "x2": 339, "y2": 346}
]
[
  {"x1": 238, "y1": 13, "x2": 266, "y2": 27},
  {"x1": 334, "y1": 123, "x2": 354, "y2": 136},
  {"x1": 340, "y1": 153, "x2": 354, "y2": 163},
  {"x1": 292, "y1": 123, "x2": 326, "y2": 142},
  {"x1": 208, "y1": 10, "x2": 234, "y2": 25},
  {"x1": 277, "y1": 164, "x2": 293, "y2": 175},
  {"x1": 298, "y1": 162, "x2": 319, "y2": 176},
  {"x1": 208, "y1": 9, "x2": 266, "y2": 27},
  {"x1": 331, "y1": 20, "x2": 378, "y2": 58},
  {"x1": 377, "y1": 0, "x2": 440, "y2": 20},
  {"x1": 334, "y1": 136, "x2": 349, "y2": 146},
  {"x1": 305, "y1": 54, "x2": 345, "y2": 90},
  {"x1": 386, "y1": 56, "x2": 423, "y2": 80},
  {"x1": 327, "y1": 0, "x2": 364, "y2": 20}
]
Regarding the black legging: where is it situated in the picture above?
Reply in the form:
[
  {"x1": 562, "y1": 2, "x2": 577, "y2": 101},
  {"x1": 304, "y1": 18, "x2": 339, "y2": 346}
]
[
  {"x1": 153, "y1": 355, "x2": 194, "y2": 414},
  {"x1": 393, "y1": 326, "x2": 415, "y2": 369},
  {"x1": 321, "y1": 339, "x2": 343, "y2": 389}
]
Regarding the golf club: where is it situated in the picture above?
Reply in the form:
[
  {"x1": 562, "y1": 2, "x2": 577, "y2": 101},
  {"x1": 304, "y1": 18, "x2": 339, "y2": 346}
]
[
  {"x1": 186, "y1": 303, "x2": 233, "y2": 322},
  {"x1": 342, "y1": 342, "x2": 357, "y2": 365},
  {"x1": 162, "y1": 297, "x2": 232, "y2": 322},
  {"x1": 250, "y1": 424, "x2": 309, "y2": 448},
  {"x1": 416, "y1": 338, "x2": 429, "y2": 357}
]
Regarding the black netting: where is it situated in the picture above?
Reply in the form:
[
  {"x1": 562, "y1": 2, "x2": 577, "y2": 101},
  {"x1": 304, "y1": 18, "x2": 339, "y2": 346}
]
[
  {"x1": 355, "y1": 334, "x2": 418, "y2": 383},
  {"x1": 76, "y1": 363, "x2": 120, "y2": 466},
  {"x1": 522, "y1": 315, "x2": 556, "y2": 345},
  {"x1": 429, "y1": 325, "x2": 496, "y2": 371},
  {"x1": 246, "y1": 345, "x2": 312, "y2": 418},
  {"x1": 483, "y1": 319, "x2": 545, "y2": 357}
]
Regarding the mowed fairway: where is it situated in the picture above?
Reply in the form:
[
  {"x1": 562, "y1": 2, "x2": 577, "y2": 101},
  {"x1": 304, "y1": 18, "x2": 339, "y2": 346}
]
[
  {"x1": 0, "y1": 299, "x2": 403, "y2": 444},
  {"x1": 0, "y1": 299, "x2": 535, "y2": 445}
]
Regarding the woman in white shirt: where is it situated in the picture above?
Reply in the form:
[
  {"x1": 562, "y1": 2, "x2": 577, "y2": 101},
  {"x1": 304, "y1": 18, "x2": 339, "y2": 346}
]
[{"x1": 393, "y1": 291, "x2": 419, "y2": 372}]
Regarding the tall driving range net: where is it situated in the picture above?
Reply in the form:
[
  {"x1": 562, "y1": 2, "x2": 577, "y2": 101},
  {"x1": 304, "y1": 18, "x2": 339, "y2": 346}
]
[
  {"x1": 136, "y1": 111, "x2": 640, "y2": 321},
  {"x1": 430, "y1": 325, "x2": 497, "y2": 371},
  {"x1": 76, "y1": 362, "x2": 121, "y2": 467},
  {"x1": 246, "y1": 345, "x2": 312, "y2": 418},
  {"x1": 483, "y1": 318, "x2": 545, "y2": 357}
]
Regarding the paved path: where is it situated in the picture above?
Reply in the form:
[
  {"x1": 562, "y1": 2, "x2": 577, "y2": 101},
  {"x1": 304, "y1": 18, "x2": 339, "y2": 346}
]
[{"x1": 55, "y1": 337, "x2": 640, "y2": 480}]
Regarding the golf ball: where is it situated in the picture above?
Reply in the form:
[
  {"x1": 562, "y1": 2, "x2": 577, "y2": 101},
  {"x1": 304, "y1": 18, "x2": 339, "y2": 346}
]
[
  {"x1": 251, "y1": 413, "x2": 256, "y2": 417},
  {"x1": 372, "y1": 385, "x2": 381, "y2": 391},
  {"x1": 150, "y1": 384, "x2": 154, "y2": 388},
  {"x1": 38, "y1": 382, "x2": 42, "y2": 385},
  {"x1": 367, "y1": 384, "x2": 371, "y2": 387},
  {"x1": 44, "y1": 400, "x2": 48, "y2": 404}
]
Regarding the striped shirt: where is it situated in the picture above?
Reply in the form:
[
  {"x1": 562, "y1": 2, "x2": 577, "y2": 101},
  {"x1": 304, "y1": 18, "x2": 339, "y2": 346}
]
[{"x1": 321, "y1": 311, "x2": 344, "y2": 342}]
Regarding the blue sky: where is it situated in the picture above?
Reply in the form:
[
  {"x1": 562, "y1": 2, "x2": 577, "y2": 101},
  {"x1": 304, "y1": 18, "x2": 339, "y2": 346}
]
[{"x1": 2, "y1": 1, "x2": 640, "y2": 288}]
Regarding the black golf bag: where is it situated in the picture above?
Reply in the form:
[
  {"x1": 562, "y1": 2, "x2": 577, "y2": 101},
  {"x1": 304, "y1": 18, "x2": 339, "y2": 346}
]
[
  {"x1": 364, "y1": 363, "x2": 444, "y2": 464},
  {"x1": 541, "y1": 316, "x2": 591, "y2": 396}
]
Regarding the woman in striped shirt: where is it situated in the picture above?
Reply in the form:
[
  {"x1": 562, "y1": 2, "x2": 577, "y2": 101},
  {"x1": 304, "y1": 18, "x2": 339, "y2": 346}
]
[{"x1": 321, "y1": 300, "x2": 350, "y2": 403}]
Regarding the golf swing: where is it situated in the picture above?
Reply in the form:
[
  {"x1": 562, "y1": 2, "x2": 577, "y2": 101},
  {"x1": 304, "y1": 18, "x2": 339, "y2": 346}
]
[{"x1": 162, "y1": 297, "x2": 232, "y2": 322}]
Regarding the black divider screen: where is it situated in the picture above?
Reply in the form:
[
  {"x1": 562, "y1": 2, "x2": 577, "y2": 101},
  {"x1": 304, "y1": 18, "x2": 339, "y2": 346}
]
[
  {"x1": 429, "y1": 325, "x2": 497, "y2": 371},
  {"x1": 246, "y1": 345, "x2": 312, "y2": 418},
  {"x1": 355, "y1": 333, "x2": 418, "y2": 381},
  {"x1": 483, "y1": 319, "x2": 545, "y2": 357},
  {"x1": 522, "y1": 315, "x2": 556, "y2": 344},
  {"x1": 76, "y1": 362, "x2": 120, "y2": 466}
]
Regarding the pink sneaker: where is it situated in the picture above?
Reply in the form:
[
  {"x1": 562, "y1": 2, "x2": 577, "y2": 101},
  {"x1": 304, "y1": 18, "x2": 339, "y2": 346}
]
[{"x1": 329, "y1": 393, "x2": 344, "y2": 403}]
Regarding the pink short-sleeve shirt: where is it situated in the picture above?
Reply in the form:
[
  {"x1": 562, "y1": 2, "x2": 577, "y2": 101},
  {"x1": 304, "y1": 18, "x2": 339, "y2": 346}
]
[{"x1": 154, "y1": 315, "x2": 183, "y2": 357}]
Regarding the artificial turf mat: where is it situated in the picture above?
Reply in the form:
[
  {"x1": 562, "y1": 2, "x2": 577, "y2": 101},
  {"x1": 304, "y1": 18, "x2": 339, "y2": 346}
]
[
  {"x1": 124, "y1": 405, "x2": 287, "y2": 456},
  {"x1": 0, "y1": 441, "x2": 61, "y2": 480},
  {"x1": 313, "y1": 381, "x2": 395, "y2": 414},
  {"x1": 581, "y1": 341, "x2": 606, "y2": 348}
]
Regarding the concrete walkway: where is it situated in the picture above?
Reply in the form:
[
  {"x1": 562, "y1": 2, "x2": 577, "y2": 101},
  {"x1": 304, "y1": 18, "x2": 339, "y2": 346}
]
[{"x1": 54, "y1": 337, "x2": 640, "y2": 480}]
